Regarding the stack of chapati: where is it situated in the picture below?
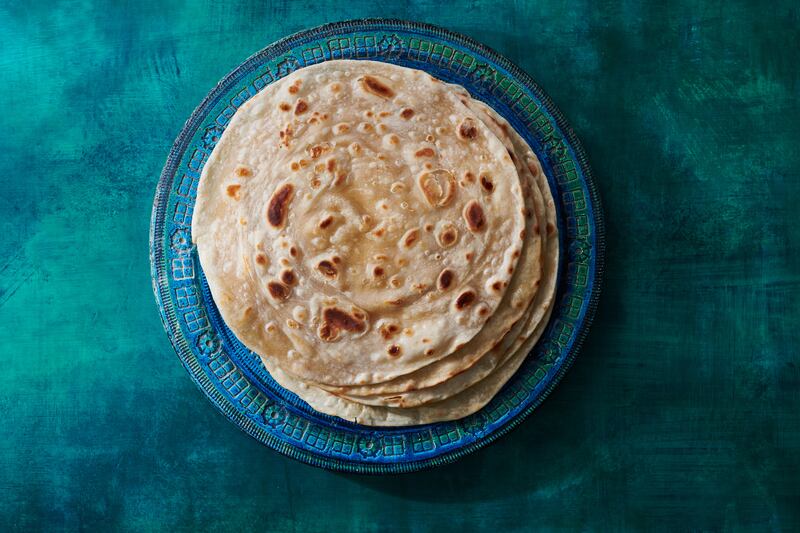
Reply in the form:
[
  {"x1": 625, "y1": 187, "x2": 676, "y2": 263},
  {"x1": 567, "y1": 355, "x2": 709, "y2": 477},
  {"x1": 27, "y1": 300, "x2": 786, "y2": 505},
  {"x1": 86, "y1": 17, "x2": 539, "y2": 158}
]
[{"x1": 192, "y1": 60, "x2": 558, "y2": 426}]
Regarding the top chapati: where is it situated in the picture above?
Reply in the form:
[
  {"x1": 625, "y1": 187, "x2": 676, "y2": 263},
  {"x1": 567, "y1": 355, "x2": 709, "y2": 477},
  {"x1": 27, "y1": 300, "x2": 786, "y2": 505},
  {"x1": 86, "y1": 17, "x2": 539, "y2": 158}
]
[{"x1": 192, "y1": 59, "x2": 558, "y2": 425}]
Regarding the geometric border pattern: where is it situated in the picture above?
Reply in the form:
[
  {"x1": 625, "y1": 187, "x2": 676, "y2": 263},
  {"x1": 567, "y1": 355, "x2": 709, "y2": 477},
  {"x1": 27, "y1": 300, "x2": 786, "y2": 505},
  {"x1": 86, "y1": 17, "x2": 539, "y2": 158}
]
[{"x1": 150, "y1": 19, "x2": 604, "y2": 473}]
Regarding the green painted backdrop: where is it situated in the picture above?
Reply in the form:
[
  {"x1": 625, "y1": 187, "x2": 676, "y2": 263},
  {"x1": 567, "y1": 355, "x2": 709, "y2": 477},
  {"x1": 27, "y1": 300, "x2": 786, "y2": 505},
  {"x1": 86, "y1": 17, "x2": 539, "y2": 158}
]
[{"x1": 1, "y1": 0, "x2": 798, "y2": 530}]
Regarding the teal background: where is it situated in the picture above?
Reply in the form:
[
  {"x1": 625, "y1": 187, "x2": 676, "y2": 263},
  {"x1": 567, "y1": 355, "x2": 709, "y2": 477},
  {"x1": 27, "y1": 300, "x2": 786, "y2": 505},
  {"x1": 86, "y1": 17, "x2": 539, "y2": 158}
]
[{"x1": 1, "y1": 0, "x2": 798, "y2": 530}]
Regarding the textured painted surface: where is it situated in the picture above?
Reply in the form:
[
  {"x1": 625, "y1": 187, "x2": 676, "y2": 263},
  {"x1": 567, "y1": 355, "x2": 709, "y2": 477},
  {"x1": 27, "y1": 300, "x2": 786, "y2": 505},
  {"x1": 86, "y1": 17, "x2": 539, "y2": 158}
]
[{"x1": 1, "y1": 0, "x2": 798, "y2": 530}]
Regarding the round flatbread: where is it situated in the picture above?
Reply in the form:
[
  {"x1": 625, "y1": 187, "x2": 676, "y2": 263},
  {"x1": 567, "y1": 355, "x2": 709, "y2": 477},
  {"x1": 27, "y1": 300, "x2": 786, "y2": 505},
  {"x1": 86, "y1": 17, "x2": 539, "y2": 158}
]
[{"x1": 193, "y1": 60, "x2": 528, "y2": 387}]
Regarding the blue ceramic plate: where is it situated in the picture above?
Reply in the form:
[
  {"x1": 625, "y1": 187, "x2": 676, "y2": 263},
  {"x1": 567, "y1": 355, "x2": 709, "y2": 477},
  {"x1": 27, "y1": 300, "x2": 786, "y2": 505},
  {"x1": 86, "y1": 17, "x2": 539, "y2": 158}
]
[{"x1": 150, "y1": 19, "x2": 604, "y2": 473}]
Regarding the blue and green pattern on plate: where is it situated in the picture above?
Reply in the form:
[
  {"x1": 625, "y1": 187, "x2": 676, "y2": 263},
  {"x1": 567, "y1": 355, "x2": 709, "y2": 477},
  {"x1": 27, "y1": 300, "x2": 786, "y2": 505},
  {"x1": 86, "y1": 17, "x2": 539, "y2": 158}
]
[{"x1": 149, "y1": 19, "x2": 604, "y2": 474}]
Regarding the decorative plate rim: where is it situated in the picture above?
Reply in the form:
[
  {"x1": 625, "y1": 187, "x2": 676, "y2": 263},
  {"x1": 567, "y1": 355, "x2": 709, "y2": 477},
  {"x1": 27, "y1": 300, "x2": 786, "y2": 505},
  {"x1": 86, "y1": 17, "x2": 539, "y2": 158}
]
[{"x1": 150, "y1": 18, "x2": 605, "y2": 474}]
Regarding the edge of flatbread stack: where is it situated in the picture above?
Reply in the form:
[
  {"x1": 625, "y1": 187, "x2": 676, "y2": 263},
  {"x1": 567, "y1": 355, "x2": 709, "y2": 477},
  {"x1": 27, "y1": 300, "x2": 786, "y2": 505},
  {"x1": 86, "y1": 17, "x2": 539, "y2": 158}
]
[{"x1": 192, "y1": 60, "x2": 559, "y2": 426}]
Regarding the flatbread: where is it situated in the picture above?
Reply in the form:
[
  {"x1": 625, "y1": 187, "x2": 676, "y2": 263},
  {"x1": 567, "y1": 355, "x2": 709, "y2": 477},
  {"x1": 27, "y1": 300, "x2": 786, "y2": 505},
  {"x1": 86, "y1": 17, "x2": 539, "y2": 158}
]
[
  {"x1": 193, "y1": 60, "x2": 527, "y2": 387},
  {"x1": 194, "y1": 59, "x2": 560, "y2": 426}
]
